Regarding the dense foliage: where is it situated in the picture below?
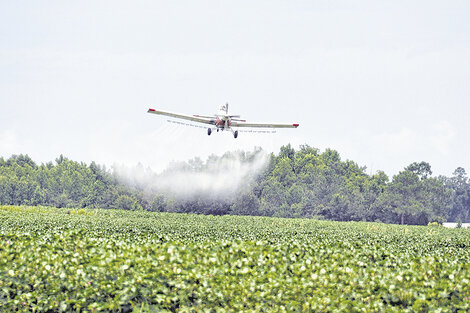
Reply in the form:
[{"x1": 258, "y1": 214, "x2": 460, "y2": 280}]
[
  {"x1": 0, "y1": 154, "x2": 143, "y2": 211},
  {"x1": 1, "y1": 145, "x2": 469, "y2": 225},
  {"x1": 1, "y1": 205, "x2": 469, "y2": 311}
]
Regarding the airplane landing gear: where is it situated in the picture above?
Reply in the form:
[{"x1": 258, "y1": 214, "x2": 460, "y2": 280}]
[
  {"x1": 207, "y1": 128, "x2": 212, "y2": 136},
  {"x1": 234, "y1": 130, "x2": 238, "y2": 138}
]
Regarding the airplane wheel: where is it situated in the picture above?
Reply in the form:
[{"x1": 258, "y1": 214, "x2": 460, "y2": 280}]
[
  {"x1": 207, "y1": 128, "x2": 212, "y2": 136},
  {"x1": 234, "y1": 130, "x2": 238, "y2": 138}
]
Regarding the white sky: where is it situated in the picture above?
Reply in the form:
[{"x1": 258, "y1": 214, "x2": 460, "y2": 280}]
[{"x1": 1, "y1": 0, "x2": 469, "y2": 177}]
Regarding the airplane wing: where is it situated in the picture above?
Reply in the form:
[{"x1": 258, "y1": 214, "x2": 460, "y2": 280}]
[
  {"x1": 147, "y1": 108, "x2": 214, "y2": 125},
  {"x1": 231, "y1": 121, "x2": 299, "y2": 128}
]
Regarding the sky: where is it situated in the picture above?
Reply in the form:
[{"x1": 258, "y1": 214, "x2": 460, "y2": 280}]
[{"x1": 1, "y1": 0, "x2": 469, "y2": 177}]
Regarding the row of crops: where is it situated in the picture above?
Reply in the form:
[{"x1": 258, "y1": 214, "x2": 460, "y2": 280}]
[{"x1": 1, "y1": 205, "x2": 469, "y2": 312}]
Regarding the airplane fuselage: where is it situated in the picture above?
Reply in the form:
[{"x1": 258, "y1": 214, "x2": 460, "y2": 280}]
[
  {"x1": 209, "y1": 104, "x2": 235, "y2": 131},
  {"x1": 214, "y1": 116, "x2": 231, "y2": 129}
]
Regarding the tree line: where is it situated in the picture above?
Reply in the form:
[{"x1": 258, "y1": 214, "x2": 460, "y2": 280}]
[{"x1": 1, "y1": 145, "x2": 469, "y2": 225}]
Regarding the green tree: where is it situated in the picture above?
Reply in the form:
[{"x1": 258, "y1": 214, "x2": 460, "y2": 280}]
[
  {"x1": 231, "y1": 191, "x2": 261, "y2": 216},
  {"x1": 406, "y1": 161, "x2": 432, "y2": 180},
  {"x1": 376, "y1": 170, "x2": 424, "y2": 224},
  {"x1": 115, "y1": 195, "x2": 142, "y2": 211},
  {"x1": 445, "y1": 167, "x2": 470, "y2": 222}
]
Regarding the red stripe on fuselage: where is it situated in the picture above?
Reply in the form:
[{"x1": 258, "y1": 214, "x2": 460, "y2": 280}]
[{"x1": 215, "y1": 117, "x2": 231, "y2": 127}]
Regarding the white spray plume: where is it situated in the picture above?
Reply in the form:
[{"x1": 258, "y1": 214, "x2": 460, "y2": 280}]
[{"x1": 114, "y1": 148, "x2": 269, "y2": 200}]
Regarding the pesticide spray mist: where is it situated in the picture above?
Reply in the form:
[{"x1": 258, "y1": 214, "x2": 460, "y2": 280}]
[{"x1": 114, "y1": 148, "x2": 270, "y2": 201}]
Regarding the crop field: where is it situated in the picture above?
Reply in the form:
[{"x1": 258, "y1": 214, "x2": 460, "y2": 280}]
[{"x1": 0, "y1": 206, "x2": 469, "y2": 312}]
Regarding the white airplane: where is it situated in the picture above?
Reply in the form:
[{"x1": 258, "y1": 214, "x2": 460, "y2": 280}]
[{"x1": 147, "y1": 103, "x2": 299, "y2": 138}]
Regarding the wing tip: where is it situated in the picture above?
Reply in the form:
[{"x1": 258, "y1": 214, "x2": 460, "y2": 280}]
[
  {"x1": 293, "y1": 123, "x2": 299, "y2": 127},
  {"x1": 148, "y1": 108, "x2": 156, "y2": 112}
]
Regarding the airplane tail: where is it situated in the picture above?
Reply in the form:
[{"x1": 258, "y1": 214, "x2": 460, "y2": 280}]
[{"x1": 225, "y1": 103, "x2": 241, "y2": 118}]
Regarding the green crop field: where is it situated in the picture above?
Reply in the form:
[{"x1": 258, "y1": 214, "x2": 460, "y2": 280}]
[{"x1": 0, "y1": 205, "x2": 469, "y2": 312}]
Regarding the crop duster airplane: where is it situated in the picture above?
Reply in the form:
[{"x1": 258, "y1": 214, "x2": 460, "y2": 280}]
[{"x1": 147, "y1": 103, "x2": 299, "y2": 138}]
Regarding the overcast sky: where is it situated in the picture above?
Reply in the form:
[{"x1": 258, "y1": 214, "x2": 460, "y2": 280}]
[{"x1": 1, "y1": 0, "x2": 469, "y2": 177}]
